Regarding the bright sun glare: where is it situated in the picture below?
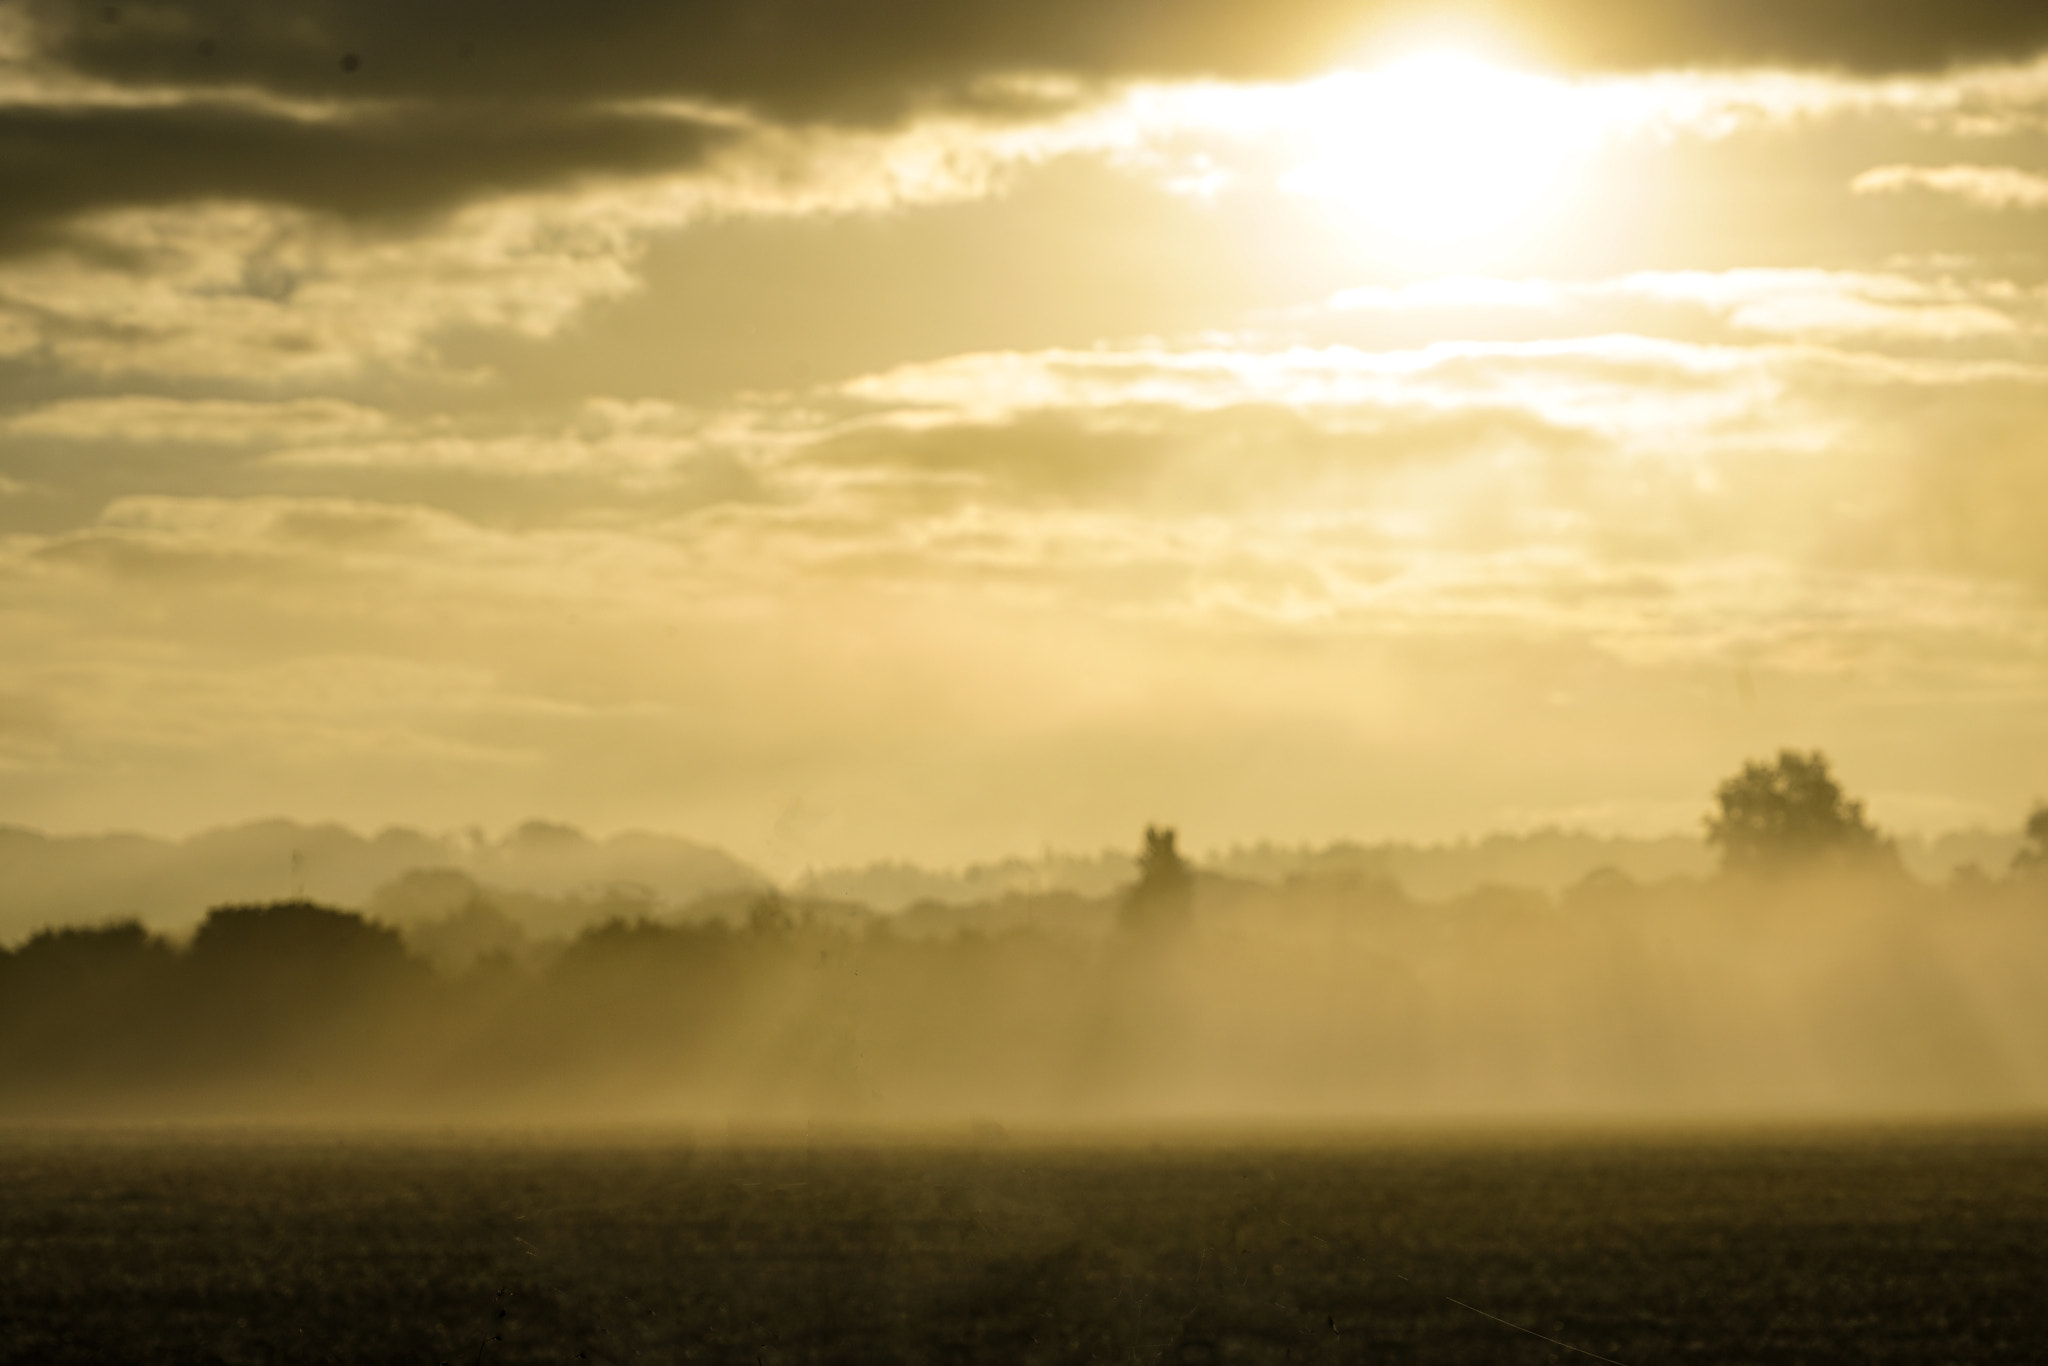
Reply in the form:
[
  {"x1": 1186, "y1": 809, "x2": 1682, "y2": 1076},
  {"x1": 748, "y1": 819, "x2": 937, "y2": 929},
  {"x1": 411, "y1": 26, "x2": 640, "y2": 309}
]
[{"x1": 1282, "y1": 51, "x2": 1593, "y2": 252}]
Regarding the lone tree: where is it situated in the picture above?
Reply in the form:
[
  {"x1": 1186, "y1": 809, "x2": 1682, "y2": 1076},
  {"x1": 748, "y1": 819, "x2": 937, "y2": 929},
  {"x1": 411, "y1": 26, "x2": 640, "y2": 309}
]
[
  {"x1": 1119, "y1": 825, "x2": 1193, "y2": 937},
  {"x1": 1705, "y1": 749, "x2": 1892, "y2": 875},
  {"x1": 2015, "y1": 805, "x2": 2048, "y2": 874}
]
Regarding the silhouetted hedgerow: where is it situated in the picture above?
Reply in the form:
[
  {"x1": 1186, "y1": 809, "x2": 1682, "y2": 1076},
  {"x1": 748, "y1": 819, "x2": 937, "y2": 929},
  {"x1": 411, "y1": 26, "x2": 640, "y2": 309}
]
[{"x1": 2, "y1": 796, "x2": 2047, "y2": 1120}]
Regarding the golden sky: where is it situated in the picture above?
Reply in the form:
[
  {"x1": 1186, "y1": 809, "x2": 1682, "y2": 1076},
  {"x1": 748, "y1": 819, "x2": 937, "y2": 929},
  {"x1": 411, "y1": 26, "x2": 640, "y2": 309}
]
[{"x1": 3, "y1": 0, "x2": 2048, "y2": 868}]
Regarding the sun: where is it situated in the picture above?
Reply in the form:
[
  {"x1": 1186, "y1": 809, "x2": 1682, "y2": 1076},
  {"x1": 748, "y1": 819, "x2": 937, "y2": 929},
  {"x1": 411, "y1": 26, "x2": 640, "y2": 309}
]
[{"x1": 1282, "y1": 50, "x2": 1594, "y2": 254}]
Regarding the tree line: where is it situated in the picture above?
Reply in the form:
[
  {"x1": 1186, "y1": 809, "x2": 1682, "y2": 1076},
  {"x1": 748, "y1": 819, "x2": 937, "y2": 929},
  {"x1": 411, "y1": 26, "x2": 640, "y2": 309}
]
[{"x1": 1, "y1": 751, "x2": 2045, "y2": 1121}]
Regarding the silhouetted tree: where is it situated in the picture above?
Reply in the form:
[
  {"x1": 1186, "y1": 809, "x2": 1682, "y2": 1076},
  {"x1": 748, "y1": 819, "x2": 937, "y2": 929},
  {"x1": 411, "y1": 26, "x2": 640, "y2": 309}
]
[
  {"x1": 0, "y1": 920, "x2": 177, "y2": 1028},
  {"x1": 1705, "y1": 750, "x2": 1892, "y2": 875},
  {"x1": 0, "y1": 921, "x2": 177, "y2": 1091},
  {"x1": 179, "y1": 901, "x2": 425, "y2": 1069},
  {"x1": 516, "y1": 916, "x2": 750, "y2": 1072},
  {"x1": 2015, "y1": 805, "x2": 2048, "y2": 875},
  {"x1": 188, "y1": 900, "x2": 411, "y2": 979},
  {"x1": 3, "y1": 920, "x2": 172, "y2": 990},
  {"x1": 1119, "y1": 826, "x2": 1193, "y2": 937}
]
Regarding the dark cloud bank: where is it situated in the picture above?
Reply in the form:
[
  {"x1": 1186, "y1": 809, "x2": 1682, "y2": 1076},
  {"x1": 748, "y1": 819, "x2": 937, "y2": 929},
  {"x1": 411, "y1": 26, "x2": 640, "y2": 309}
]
[
  {"x1": 5, "y1": 0, "x2": 2046, "y2": 260},
  {"x1": 34, "y1": 0, "x2": 2048, "y2": 115},
  {"x1": 0, "y1": 103, "x2": 728, "y2": 252}
]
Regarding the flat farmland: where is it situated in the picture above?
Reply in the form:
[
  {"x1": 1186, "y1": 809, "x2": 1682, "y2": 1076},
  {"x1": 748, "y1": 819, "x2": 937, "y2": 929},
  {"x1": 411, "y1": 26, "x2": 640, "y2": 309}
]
[{"x1": 2, "y1": 1125, "x2": 2044, "y2": 1364}]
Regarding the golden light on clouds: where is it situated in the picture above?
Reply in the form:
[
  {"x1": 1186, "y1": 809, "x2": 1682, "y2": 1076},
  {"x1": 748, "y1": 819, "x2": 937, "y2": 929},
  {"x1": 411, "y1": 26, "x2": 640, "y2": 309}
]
[{"x1": 2, "y1": 1, "x2": 2048, "y2": 867}]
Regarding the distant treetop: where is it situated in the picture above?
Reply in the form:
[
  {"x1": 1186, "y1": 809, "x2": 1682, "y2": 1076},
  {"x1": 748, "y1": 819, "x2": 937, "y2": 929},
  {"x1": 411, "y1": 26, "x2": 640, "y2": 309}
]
[
  {"x1": 2016, "y1": 804, "x2": 2048, "y2": 875},
  {"x1": 1120, "y1": 825, "x2": 1193, "y2": 937},
  {"x1": 1705, "y1": 749, "x2": 1893, "y2": 875}
]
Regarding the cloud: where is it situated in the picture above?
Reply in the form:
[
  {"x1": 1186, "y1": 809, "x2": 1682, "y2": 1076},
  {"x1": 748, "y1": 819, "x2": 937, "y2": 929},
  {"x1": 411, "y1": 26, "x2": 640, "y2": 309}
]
[
  {"x1": 1332, "y1": 268, "x2": 2033, "y2": 342},
  {"x1": 1577, "y1": 58, "x2": 2048, "y2": 139},
  {"x1": 1168, "y1": 548, "x2": 2047, "y2": 678},
  {"x1": 778, "y1": 299, "x2": 2048, "y2": 612},
  {"x1": 8, "y1": 395, "x2": 389, "y2": 443},
  {"x1": 4, "y1": 371, "x2": 2046, "y2": 855},
  {"x1": 834, "y1": 334, "x2": 1882, "y2": 449},
  {"x1": 25, "y1": 0, "x2": 2048, "y2": 127},
  {"x1": 0, "y1": 101, "x2": 1136, "y2": 375},
  {"x1": 7, "y1": 492, "x2": 768, "y2": 624},
  {"x1": 1604, "y1": 269, "x2": 2027, "y2": 340},
  {"x1": 18, "y1": 494, "x2": 506, "y2": 590},
  {"x1": 1530, "y1": 1, "x2": 2048, "y2": 74},
  {"x1": 266, "y1": 401, "x2": 773, "y2": 498},
  {"x1": 0, "y1": 198, "x2": 647, "y2": 377},
  {"x1": 7, "y1": 38, "x2": 2046, "y2": 268},
  {"x1": 15, "y1": 258, "x2": 2035, "y2": 620},
  {"x1": 1, "y1": 38, "x2": 2045, "y2": 384},
  {"x1": 0, "y1": 649, "x2": 557, "y2": 768},
  {"x1": 7, "y1": 9, "x2": 2048, "y2": 858},
  {"x1": 0, "y1": 101, "x2": 732, "y2": 252},
  {"x1": 799, "y1": 402, "x2": 1601, "y2": 513},
  {"x1": 0, "y1": 307, "x2": 33, "y2": 357},
  {"x1": 23, "y1": 479, "x2": 2034, "y2": 686},
  {"x1": 1853, "y1": 163, "x2": 2048, "y2": 209}
]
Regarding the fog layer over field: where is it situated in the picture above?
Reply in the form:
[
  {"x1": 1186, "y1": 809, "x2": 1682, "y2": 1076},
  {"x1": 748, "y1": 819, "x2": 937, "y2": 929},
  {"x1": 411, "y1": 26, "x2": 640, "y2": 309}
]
[{"x1": 6, "y1": 848, "x2": 2047, "y2": 1125}]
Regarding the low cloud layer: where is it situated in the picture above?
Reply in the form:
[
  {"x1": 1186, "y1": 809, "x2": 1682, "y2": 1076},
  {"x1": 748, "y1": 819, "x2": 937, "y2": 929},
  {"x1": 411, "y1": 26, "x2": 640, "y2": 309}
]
[
  {"x1": 7, "y1": 255, "x2": 2048, "y2": 858},
  {"x1": 1854, "y1": 163, "x2": 2048, "y2": 210}
]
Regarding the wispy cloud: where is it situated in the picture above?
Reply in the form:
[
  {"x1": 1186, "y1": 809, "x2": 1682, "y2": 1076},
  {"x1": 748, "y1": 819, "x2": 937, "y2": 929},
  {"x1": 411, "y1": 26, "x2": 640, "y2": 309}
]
[
  {"x1": 9, "y1": 395, "x2": 390, "y2": 443},
  {"x1": 1853, "y1": 163, "x2": 2048, "y2": 209},
  {"x1": 1332, "y1": 268, "x2": 2033, "y2": 341}
]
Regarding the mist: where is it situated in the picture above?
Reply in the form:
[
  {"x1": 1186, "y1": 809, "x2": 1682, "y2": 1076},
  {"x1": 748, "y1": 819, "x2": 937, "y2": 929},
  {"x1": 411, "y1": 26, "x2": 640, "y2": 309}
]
[{"x1": 6, "y1": 821, "x2": 2045, "y2": 1129}]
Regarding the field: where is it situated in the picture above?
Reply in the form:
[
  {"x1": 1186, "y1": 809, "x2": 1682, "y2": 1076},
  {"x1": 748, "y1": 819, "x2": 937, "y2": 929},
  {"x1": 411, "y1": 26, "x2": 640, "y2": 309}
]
[{"x1": 3, "y1": 1125, "x2": 2045, "y2": 1364}]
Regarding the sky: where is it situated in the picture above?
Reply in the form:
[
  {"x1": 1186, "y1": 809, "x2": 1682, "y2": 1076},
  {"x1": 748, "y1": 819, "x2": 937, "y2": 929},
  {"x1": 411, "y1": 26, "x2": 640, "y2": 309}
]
[{"x1": 3, "y1": 0, "x2": 2048, "y2": 871}]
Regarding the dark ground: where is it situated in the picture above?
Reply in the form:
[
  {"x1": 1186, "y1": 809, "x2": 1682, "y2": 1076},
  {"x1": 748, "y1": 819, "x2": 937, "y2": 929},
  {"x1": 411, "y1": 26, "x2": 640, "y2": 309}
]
[{"x1": 1, "y1": 1123, "x2": 2044, "y2": 1364}]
